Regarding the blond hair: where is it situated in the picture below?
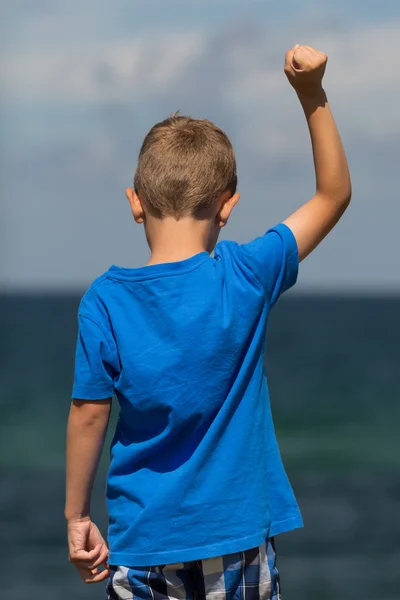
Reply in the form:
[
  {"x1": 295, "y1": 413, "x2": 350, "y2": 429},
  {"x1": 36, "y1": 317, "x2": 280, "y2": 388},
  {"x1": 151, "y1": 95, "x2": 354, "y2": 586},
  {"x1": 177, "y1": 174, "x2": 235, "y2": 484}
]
[{"x1": 134, "y1": 114, "x2": 237, "y2": 219}]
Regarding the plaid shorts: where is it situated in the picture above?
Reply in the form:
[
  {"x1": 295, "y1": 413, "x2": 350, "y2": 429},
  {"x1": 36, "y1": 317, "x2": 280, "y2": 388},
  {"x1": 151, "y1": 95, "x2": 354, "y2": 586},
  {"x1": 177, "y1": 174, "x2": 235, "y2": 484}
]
[{"x1": 106, "y1": 538, "x2": 282, "y2": 600}]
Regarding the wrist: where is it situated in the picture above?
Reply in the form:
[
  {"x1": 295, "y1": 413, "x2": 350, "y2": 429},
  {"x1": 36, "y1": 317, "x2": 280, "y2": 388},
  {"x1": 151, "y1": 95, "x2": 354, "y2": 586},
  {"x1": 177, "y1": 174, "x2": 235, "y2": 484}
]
[
  {"x1": 296, "y1": 87, "x2": 327, "y2": 117},
  {"x1": 296, "y1": 86, "x2": 326, "y2": 103},
  {"x1": 64, "y1": 511, "x2": 91, "y2": 523}
]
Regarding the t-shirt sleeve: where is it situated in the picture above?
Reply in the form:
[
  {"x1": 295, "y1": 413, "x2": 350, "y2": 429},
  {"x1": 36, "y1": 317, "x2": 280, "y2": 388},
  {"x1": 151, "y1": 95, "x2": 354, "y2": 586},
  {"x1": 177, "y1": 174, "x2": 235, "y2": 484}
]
[
  {"x1": 237, "y1": 223, "x2": 299, "y2": 307},
  {"x1": 72, "y1": 314, "x2": 117, "y2": 400}
]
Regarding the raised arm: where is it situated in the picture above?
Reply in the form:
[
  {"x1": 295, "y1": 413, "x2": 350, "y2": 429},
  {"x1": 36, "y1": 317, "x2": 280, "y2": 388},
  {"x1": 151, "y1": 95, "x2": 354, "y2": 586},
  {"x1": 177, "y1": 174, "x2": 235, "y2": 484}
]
[{"x1": 283, "y1": 45, "x2": 352, "y2": 262}]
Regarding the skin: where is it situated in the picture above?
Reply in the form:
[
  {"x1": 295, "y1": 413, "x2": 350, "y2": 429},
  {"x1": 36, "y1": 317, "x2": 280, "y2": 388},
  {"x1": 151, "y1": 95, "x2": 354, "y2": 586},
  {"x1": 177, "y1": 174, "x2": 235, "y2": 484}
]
[
  {"x1": 65, "y1": 44, "x2": 351, "y2": 584},
  {"x1": 125, "y1": 188, "x2": 241, "y2": 265}
]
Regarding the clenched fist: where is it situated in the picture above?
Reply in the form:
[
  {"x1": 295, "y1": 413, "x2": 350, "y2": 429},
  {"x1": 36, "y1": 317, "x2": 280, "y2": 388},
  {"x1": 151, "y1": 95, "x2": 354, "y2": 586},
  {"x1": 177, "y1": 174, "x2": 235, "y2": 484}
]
[{"x1": 284, "y1": 45, "x2": 328, "y2": 96}]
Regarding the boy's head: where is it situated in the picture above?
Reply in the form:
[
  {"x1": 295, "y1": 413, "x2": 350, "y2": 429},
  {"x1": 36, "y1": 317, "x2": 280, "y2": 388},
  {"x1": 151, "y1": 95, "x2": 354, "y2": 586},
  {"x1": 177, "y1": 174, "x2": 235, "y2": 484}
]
[
  {"x1": 126, "y1": 114, "x2": 241, "y2": 258},
  {"x1": 131, "y1": 114, "x2": 238, "y2": 221}
]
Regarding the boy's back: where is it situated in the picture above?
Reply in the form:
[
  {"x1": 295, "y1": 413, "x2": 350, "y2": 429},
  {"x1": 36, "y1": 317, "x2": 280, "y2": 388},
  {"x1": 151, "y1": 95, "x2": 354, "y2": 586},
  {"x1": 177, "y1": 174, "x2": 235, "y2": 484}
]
[
  {"x1": 65, "y1": 44, "x2": 351, "y2": 597},
  {"x1": 74, "y1": 224, "x2": 301, "y2": 565}
]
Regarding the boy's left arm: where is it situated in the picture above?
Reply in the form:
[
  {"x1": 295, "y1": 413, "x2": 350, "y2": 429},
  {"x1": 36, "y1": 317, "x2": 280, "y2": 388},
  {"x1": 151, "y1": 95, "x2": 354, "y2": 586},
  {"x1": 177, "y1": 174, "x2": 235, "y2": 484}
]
[
  {"x1": 283, "y1": 45, "x2": 352, "y2": 262},
  {"x1": 65, "y1": 398, "x2": 112, "y2": 584}
]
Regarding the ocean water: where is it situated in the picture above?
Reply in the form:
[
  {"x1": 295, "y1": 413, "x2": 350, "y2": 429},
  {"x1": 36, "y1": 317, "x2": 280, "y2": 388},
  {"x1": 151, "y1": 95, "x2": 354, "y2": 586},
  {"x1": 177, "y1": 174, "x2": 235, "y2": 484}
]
[{"x1": 1, "y1": 294, "x2": 399, "y2": 600}]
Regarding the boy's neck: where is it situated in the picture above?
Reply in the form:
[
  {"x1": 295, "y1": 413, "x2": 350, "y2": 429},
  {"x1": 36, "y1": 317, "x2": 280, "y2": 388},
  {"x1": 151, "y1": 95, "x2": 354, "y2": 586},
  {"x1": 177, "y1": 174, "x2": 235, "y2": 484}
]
[{"x1": 145, "y1": 216, "x2": 216, "y2": 266}]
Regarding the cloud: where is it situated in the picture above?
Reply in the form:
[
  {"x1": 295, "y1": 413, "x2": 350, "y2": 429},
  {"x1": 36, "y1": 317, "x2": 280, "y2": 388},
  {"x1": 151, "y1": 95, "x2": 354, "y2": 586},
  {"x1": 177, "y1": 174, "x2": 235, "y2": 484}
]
[
  {"x1": 1, "y1": 32, "x2": 206, "y2": 105},
  {"x1": 2, "y1": 21, "x2": 399, "y2": 147},
  {"x1": 1, "y1": 14, "x2": 399, "y2": 289}
]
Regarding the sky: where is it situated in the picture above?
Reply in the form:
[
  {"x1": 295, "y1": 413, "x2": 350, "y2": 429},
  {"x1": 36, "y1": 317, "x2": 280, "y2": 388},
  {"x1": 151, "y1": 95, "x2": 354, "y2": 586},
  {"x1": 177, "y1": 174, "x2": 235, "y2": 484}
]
[{"x1": 0, "y1": 0, "x2": 399, "y2": 292}]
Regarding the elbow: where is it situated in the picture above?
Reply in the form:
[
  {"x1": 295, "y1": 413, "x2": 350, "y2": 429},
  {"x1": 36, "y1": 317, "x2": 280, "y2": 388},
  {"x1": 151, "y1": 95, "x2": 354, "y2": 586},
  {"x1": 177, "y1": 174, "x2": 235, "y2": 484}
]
[
  {"x1": 343, "y1": 181, "x2": 352, "y2": 207},
  {"x1": 337, "y1": 172, "x2": 352, "y2": 207},
  {"x1": 339, "y1": 189, "x2": 352, "y2": 212},
  {"x1": 318, "y1": 181, "x2": 352, "y2": 209},
  {"x1": 69, "y1": 399, "x2": 111, "y2": 429}
]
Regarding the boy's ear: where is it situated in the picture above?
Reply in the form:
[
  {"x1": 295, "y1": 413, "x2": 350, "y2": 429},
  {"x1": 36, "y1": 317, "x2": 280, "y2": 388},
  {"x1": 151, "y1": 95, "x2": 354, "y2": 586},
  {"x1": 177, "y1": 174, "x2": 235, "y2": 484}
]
[
  {"x1": 217, "y1": 193, "x2": 240, "y2": 228},
  {"x1": 126, "y1": 188, "x2": 145, "y2": 224}
]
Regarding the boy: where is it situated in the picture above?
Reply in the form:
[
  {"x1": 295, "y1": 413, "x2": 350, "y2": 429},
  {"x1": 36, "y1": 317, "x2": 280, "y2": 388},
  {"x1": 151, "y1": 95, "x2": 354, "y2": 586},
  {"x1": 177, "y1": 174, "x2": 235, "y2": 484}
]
[{"x1": 66, "y1": 45, "x2": 351, "y2": 599}]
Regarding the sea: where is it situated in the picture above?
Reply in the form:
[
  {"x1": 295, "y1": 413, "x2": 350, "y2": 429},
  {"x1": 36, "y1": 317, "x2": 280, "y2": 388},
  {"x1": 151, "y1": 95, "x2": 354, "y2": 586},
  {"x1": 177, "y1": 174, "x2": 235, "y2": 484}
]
[{"x1": 1, "y1": 294, "x2": 399, "y2": 600}]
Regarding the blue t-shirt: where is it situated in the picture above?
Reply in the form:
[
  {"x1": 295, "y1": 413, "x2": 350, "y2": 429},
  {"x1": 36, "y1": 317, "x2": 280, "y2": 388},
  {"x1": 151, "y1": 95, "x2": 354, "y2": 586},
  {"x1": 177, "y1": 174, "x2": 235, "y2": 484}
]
[{"x1": 72, "y1": 223, "x2": 303, "y2": 567}]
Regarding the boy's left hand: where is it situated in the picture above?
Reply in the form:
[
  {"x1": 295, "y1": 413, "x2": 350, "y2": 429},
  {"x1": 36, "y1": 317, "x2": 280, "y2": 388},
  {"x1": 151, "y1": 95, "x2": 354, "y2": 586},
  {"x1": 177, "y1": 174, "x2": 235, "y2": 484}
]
[
  {"x1": 67, "y1": 517, "x2": 110, "y2": 584},
  {"x1": 284, "y1": 44, "x2": 328, "y2": 97}
]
